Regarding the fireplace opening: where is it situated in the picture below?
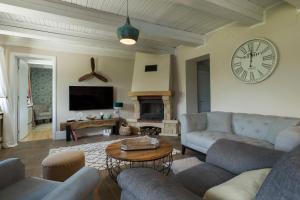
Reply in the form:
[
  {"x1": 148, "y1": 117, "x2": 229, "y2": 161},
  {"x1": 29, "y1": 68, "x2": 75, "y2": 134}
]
[{"x1": 139, "y1": 96, "x2": 164, "y2": 121}]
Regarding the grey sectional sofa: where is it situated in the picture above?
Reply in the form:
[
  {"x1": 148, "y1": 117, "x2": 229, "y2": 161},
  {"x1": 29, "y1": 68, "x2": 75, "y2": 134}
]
[
  {"x1": 0, "y1": 158, "x2": 100, "y2": 200},
  {"x1": 180, "y1": 112, "x2": 300, "y2": 154},
  {"x1": 118, "y1": 139, "x2": 300, "y2": 200}
]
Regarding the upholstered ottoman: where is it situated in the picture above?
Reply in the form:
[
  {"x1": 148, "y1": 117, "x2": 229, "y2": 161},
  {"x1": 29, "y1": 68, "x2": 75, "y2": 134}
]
[{"x1": 42, "y1": 150, "x2": 85, "y2": 181}]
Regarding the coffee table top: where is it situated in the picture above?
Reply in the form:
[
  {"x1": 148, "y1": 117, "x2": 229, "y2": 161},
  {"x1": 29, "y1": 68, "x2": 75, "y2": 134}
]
[{"x1": 105, "y1": 140, "x2": 173, "y2": 162}]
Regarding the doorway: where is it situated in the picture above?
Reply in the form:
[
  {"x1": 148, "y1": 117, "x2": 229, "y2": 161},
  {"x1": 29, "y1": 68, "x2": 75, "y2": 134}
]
[
  {"x1": 197, "y1": 59, "x2": 211, "y2": 112},
  {"x1": 10, "y1": 53, "x2": 56, "y2": 143},
  {"x1": 185, "y1": 55, "x2": 211, "y2": 114}
]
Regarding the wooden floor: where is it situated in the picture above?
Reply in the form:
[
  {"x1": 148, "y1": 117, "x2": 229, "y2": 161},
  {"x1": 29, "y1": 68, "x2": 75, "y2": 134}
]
[
  {"x1": 21, "y1": 123, "x2": 52, "y2": 142},
  {"x1": 0, "y1": 135, "x2": 203, "y2": 200}
]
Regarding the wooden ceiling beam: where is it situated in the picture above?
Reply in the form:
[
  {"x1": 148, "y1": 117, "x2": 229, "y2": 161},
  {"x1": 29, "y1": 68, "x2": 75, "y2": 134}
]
[
  {"x1": 0, "y1": 20, "x2": 175, "y2": 54},
  {"x1": 0, "y1": 0, "x2": 204, "y2": 47},
  {"x1": 168, "y1": 0, "x2": 264, "y2": 25},
  {"x1": 284, "y1": 0, "x2": 300, "y2": 9}
]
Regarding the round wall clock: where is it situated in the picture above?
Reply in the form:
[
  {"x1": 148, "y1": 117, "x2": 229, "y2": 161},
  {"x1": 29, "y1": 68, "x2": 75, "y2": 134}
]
[{"x1": 231, "y1": 38, "x2": 278, "y2": 84}]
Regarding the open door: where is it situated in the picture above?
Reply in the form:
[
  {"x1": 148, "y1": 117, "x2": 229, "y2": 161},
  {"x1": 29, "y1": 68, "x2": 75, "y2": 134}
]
[
  {"x1": 197, "y1": 59, "x2": 211, "y2": 113},
  {"x1": 18, "y1": 59, "x2": 29, "y2": 140}
]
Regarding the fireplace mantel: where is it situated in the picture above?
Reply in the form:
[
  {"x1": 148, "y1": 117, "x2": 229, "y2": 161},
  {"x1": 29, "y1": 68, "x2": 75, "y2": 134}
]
[{"x1": 128, "y1": 91, "x2": 172, "y2": 97}]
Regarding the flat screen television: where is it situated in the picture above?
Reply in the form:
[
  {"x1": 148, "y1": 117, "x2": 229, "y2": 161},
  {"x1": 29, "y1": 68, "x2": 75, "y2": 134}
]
[{"x1": 69, "y1": 86, "x2": 113, "y2": 110}]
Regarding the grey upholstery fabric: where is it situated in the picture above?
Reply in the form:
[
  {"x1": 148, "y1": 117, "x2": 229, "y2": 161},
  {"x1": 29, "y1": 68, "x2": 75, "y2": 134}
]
[
  {"x1": 180, "y1": 112, "x2": 300, "y2": 154},
  {"x1": 232, "y1": 113, "x2": 300, "y2": 144},
  {"x1": 207, "y1": 112, "x2": 232, "y2": 133},
  {"x1": 206, "y1": 139, "x2": 284, "y2": 175},
  {"x1": 121, "y1": 190, "x2": 139, "y2": 200},
  {"x1": 118, "y1": 140, "x2": 288, "y2": 200},
  {"x1": 182, "y1": 130, "x2": 273, "y2": 154},
  {"x1": 118, "y1": 168, "x2": 201, "y2": 200},
  {"x1": 256, "y1": 145, "x2": 300, "y2": 200},
  {"x1": 0, "y1": 158, "x2": 25, "y2": 190},
  {"x1": 175, "y1": 163, "x2": 234, "y2": 197},
  {"x1": 42, "y1": 167, "x2": 99, "y2": 200},
  {"x1": 180, "y1": 113, "x2": 207, "y2": 134},
  {"x1": 0, "y1": 158, "x2": 99, "y2": 200},
  {"x1": 33, "y1": 104, "x2": 52, "y2": 121},
  {"x1": 0, "y1": 177, "x2": 59, "y2": 200},
  {"x1": 275, "y1": 126, "x2": 300, "y2": 152}
]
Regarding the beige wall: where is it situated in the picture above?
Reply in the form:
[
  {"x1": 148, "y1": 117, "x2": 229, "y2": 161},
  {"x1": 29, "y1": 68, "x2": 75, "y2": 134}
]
[
  {"x1": 4, "y1": 46, "x2": 134, "y2": 133},
  {"x1": 174, "y1": 3, "x2": 300, "y2": 118},
  {"x1": 131, "y1": 52, "x2": 171, "y2": 92}
]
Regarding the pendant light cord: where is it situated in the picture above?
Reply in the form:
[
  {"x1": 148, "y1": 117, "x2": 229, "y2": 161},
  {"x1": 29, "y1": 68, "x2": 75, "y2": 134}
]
[{"x1": 127, "y1": 0, "x2": 129, "y2": 17}]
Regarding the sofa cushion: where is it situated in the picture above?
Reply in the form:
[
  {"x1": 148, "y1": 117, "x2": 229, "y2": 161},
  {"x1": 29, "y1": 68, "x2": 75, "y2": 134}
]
[
  {"x1": 175, "y1": 163, "x2": 234, "y2": 197},
  {"x1": 0, "y1": 177, "x2": 60, "y2": 200},
  {"x1": 275, "y1": 126, "x2": 300, "y2": 152},
  {"x1": 118, "y1": 168, "x2": 201, "y2": 200},
  {"x1": 256, "y1": 145, "x2": 300, "y2": 200},
  {"x1": 180, "y1": 113, "x2": 207, "y2": 134},
  {"x1": 232, "y1": 113, "x2": 300, "y2": 144},
  {"x1": 183, "y1": 130, "x2": 273, "y2": 153},
  {"x1": 207, "y1": 112, "x2": 232, "y2": 133},
  {"x1": 203, "y1": 168, "x2": 271, "y2": 200},
  {"x1": 206, "y1": 139, "x2": 283, "y2": 175},
  {"x1": 171, "y1": 157, "x2": 203, "y2": 175}
]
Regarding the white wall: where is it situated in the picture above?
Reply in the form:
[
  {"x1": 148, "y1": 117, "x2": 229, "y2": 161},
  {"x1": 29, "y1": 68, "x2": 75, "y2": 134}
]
[
  {"x1": 131, "y1": 52, "x2": 171, "y2": 91},
  {"x1": 5, "y1": 46, "x2": 134, "y2": 135},
  {"x1": 174, "y1": 3, "x2": 300, "y2": 118}
]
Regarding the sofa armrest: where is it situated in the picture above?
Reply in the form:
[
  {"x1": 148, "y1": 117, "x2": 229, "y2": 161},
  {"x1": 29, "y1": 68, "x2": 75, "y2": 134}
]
[
  {"x1": 42, "y1": 167, "x2": 100, "y2": 200},
  {"x1": 118, "y1": 168, "x2": 201, "y2": 200},
  {"x1": 179, "y1": 113, "x2": 207, "y2": 134},
  {"x1": 275, "y1": 126, "x2": 300, "y2": 152},
  {"x1": 0, "y1": 158, "x2": 25, "y2": 190}
]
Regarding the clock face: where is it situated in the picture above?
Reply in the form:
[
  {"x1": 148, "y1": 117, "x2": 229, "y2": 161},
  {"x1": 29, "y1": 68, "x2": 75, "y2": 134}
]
[{"x1": 231, "y1": 39, "x2": 278, "y2": 83}]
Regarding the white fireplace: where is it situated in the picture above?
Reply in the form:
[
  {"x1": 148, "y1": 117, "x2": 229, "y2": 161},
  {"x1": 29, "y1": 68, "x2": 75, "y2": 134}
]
[{"x1": 127, "y1": 52, "x2": 178, "y2": 136}]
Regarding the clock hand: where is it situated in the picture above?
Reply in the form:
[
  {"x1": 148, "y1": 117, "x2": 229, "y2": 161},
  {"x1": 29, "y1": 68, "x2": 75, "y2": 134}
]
[{"x1": 249, "y1": 50, "x2": 253, "y2": 68}]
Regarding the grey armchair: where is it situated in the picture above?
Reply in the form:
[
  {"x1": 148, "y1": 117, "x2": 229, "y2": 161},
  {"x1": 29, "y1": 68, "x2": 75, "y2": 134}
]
[
  {"x1": 0, "y1": 158, "x2": 100, "y2": 200},
  {"x1": 33, "y1": 104, "x2": 52, "y2": 124}
]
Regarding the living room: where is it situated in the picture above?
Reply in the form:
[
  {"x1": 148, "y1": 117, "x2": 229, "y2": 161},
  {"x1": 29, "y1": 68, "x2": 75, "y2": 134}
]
[{"x1": 0, "y1": 0, "x2": 299, "y2": 200}]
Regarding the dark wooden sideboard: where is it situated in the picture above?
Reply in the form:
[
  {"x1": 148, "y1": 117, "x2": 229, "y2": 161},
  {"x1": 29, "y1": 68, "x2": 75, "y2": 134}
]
[{"x1": 60, "y1": 118, "x2": 119, "y2": 141}]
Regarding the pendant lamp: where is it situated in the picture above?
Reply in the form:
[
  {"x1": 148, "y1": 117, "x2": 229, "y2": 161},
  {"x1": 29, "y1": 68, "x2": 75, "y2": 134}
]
[{"x1": 117, "y1": 0, "x2": 139, "y2": 45}]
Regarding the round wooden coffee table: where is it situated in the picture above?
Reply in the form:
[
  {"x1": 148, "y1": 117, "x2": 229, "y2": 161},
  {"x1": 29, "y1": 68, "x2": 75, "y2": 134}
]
[{"x1": 106, "y1": 140, "x2": 173, "y2": 181}]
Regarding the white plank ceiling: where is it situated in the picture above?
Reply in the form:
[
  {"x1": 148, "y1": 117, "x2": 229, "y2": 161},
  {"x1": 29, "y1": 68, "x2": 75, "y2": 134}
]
[{"x1": 0, "y1": 0, "x2": 290, "y2": 58}]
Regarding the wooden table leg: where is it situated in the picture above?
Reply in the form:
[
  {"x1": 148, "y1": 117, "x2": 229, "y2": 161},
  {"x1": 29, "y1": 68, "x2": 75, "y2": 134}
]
[{"x1": 66, "y1": 125, "x2": 72, "y2": 142}]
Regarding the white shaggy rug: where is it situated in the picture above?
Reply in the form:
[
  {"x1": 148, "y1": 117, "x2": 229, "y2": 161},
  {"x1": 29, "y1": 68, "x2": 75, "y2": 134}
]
[{"x1": 49, "y1": 139, "x2": 180, "y2": 171}]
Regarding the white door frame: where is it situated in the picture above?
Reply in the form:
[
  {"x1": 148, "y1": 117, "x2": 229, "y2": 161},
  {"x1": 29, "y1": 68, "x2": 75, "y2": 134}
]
[{"x1": 10, "y1": 52, "x2": 57, "y2": 140}]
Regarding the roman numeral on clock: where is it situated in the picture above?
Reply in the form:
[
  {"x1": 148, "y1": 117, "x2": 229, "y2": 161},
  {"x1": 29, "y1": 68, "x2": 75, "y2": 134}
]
[
  {"x1": 247, "y1": 43, "x2": 253, "y2": 52},
  {"x1": 263, "y1": 54, "x2": 273, "y2": 61},
  {"x1": 241, "y1": 70, "x2": 248, "y2": 80},
  {"x1": 250, "y1": 72, "x2": 255, "y2": 82},
  {"x1": 240, "y1": 47, "x2": 247, "y2": 55},
  {"x1": 262, "y1": 63, "x2": 272, "y2": 70},
  {"x1": 234, "y1": 67, "x2": 243, "y2": 75},
  {"x1": 258, "y1": 69, "x2": 264, "y2": 77},
  {"x1": 256, "y1": 42, "x2": 261, "y2": 51},
  {"x1": 233, "y1": 62, "x2": 241, "y2": 67},
  {"x1": 261, "y1": 46, "x2": 270, "y2": 55}
]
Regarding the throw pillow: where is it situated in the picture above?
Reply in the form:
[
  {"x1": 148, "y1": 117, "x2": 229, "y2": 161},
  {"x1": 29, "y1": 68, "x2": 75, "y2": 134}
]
[
  {"x1": 207, "y1": 112, "x2": 232, "y2": 133},
  {"x1": 256, "y1": 144, "x2": 300, "y2": 200},
  {"x1": 203, "y1": 168, "x2": 271, "y2": 200},
  {"x1": 274, "y1": 126, "x2": 300, "y2": 152}
]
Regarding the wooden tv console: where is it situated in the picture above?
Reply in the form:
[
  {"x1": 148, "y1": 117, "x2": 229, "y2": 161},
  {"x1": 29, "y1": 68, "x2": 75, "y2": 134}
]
[{"x1": 60, "y1": 118, "x2": 119, "y2": 141}]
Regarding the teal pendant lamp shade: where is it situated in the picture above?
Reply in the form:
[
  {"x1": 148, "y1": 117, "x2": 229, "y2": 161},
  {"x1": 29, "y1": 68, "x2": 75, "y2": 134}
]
[
  {"x1": 117, "y1": 0, "x2": 139, "y2": 45},
  {"x1": 117, "y1": 17, "x2": 139, "y2": 45},
  {"x1": 113, "y1": 102, "x2": 124, "y2": 109},
  {"x1": 114, "y1": 101, "x2": 123, "y2": 118}
]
